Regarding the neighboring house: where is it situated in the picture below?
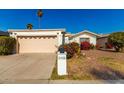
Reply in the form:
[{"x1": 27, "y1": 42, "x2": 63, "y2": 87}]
[
  {"x1": 68, "y1": 30, "x2": 101, "y2": 45},
  {"x1": 0, "y1": 31, "x2": 9, "y2": 36},
  {"x1": 8, "y1": 29, "x2": 65, "y2": 53},
  {"x1": 97, "y1": 34, "x2": 109, "y2": 48}
]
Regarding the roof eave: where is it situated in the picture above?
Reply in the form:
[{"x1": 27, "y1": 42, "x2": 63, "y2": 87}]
[
  {"x1": 8, "y1": 29, "x2": 66, "y2": 32},
  {"x1": 70, "y1": 30, "x2": 101, "y2": 38}
]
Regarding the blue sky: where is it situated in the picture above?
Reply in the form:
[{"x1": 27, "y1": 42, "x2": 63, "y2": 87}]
[{"x1": 0, "y1": 9, "x2": 124, "y2": 34}]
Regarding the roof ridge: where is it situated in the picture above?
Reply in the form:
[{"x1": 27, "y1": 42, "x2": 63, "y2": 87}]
[{"x1": 74, "y1": 30, "x2": 101, "y2": 37}]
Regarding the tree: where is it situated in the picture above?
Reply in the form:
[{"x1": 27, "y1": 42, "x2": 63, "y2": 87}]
[
  {"x1": 108, "y1": 32, "x2": 124, "y2": 52},
  {"x1": 37, "y1": 9, "x2": 43, "y2": 29},
  {"x1": 27, "y1": 24, "x2": 33, "y2": 29}
]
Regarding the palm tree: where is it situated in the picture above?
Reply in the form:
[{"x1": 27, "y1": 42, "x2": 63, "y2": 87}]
[
  {"x1": 37, "y1": 9, "x2": 43, "y2": 29},
  {"x1": 27, "y1": 24, "x2": 33, "y2": 29}
]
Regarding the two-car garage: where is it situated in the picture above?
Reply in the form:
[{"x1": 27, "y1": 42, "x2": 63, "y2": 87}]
[
  {"x1": 17, "y1": 36, "x2": 57, "y2": 53},
  {"x1": 9, "y1": 29, "x2": 64, "y2": 54}
]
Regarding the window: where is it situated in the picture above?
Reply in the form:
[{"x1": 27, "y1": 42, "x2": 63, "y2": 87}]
[{"x1": 80, "y1": 38, "x2": 90, "y2": 42}]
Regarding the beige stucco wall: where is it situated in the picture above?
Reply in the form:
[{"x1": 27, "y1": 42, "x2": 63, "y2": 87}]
[{"x1": 70, "y1": 32, "x2": 97, "y2": 45}]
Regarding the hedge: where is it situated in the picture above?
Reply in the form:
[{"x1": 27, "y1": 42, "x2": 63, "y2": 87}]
[{"x1": 0, "y1": 36, "x2": 16, "y2": 55}]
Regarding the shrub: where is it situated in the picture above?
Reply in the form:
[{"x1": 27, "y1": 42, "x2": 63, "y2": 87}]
[
  {"x1": 105, "y1": 43, "x2": 113, "y2": 49},
  {"x1": 63, "y1": 44, "x2": 75, "y2": 59},
  {"x1": 0, "y1": 36, "x2": 16, "y2": 55},
  {"x1": 108, "y1": 32, "x2": 124, "y2": 52},
  {"x1": 58, "y1": 42, "x2": 80, "y2": 59},
  {"x1": 69, "y1": 42, "x2": 80, "y2": 54},
  {"x1": 81, "y1": 41, "x2": 91, "y2": 50},
  {"x1": 96, "y1": 44, "x2": 101, "y2": 49},
  {"x1": 90, "y1": 43, "x2": 95, "y2": 49},
  {"x1": 0, "y1": 46, "x2": 9, "y2": 55}
]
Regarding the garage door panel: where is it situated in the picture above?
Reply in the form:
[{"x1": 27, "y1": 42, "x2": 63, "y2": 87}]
[{"x1": 18, "y1": 36, "x2": 57, "y2": 53}]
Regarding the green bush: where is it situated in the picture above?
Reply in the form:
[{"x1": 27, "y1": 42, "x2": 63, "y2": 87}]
[
  {"x1": 0, "y1": 36, "x2": 16, "y2": 55},
  {"x1": 90, "y1": 43, "x2": 95, "y2": 49},
  {"x1": 108, "y1": 32, "x2": 124, "y2": 52}
]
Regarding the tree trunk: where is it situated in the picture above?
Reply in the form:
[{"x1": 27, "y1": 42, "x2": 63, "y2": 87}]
[{"x1": 39, "y1": 17, "x2": 41, "y2": 29}]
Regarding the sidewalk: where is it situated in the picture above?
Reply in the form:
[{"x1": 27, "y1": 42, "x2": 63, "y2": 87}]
[{"x1": 1, "y1": 80, "x2": 124, "y2": 84}]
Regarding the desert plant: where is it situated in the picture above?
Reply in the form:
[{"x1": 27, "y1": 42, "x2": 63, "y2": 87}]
[
  {"x1": 0, "y1": 36, "x2": 16, "y2": 55},
  {"x1": 108, "y1": 32, "x2": 124, "y2": 52},
  {"x1": 81, "y1": 41, "x2": 91, "y2": 50}
]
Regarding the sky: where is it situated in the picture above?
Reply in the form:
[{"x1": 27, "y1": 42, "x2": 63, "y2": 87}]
[{"x1": 0, "y1": 9, "x2": 124, "y2": 34}]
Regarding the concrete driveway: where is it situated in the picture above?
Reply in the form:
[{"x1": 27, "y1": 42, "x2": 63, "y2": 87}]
[{"x1": 0, "y1": 53, "x2": 56, "y2": 83}]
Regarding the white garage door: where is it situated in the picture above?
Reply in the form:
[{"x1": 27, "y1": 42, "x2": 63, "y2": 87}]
[{"x1": 17, "y1": 36, "x2": 57, "y2": 53}]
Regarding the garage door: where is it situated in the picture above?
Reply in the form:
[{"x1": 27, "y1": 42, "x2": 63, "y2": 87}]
[{"x1": 17, "y1": 36, "x2": 57, "y2": 53}]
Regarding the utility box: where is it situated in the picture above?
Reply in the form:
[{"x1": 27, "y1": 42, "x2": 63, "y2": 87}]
[{"x1": 57, "y1": 51, "x2": 67, "y2": 75}]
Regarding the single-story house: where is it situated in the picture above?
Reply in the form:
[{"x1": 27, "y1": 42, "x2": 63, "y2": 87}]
[
  {"x1": 8, "y1": 29, "x2": 110, "y2": 54},
  {"x1": 8, "y1": 29, "x2": 65, "y2": 53},
  {"x1": 66, "y1": 30, "x2": 101, "y2": 45}
]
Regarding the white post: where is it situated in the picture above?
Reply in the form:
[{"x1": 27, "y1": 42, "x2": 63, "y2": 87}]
[
  {"x1": 57, "y1": 33, "x2": 63, "y2": 46},
  {"x1": 57, "y1": 51, "x2": 67, "y2": 75}
]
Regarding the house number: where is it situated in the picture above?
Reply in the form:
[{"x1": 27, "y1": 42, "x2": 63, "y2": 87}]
[{"x1": 59, "y1": 56, "x2": 66, "y2": 59}]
